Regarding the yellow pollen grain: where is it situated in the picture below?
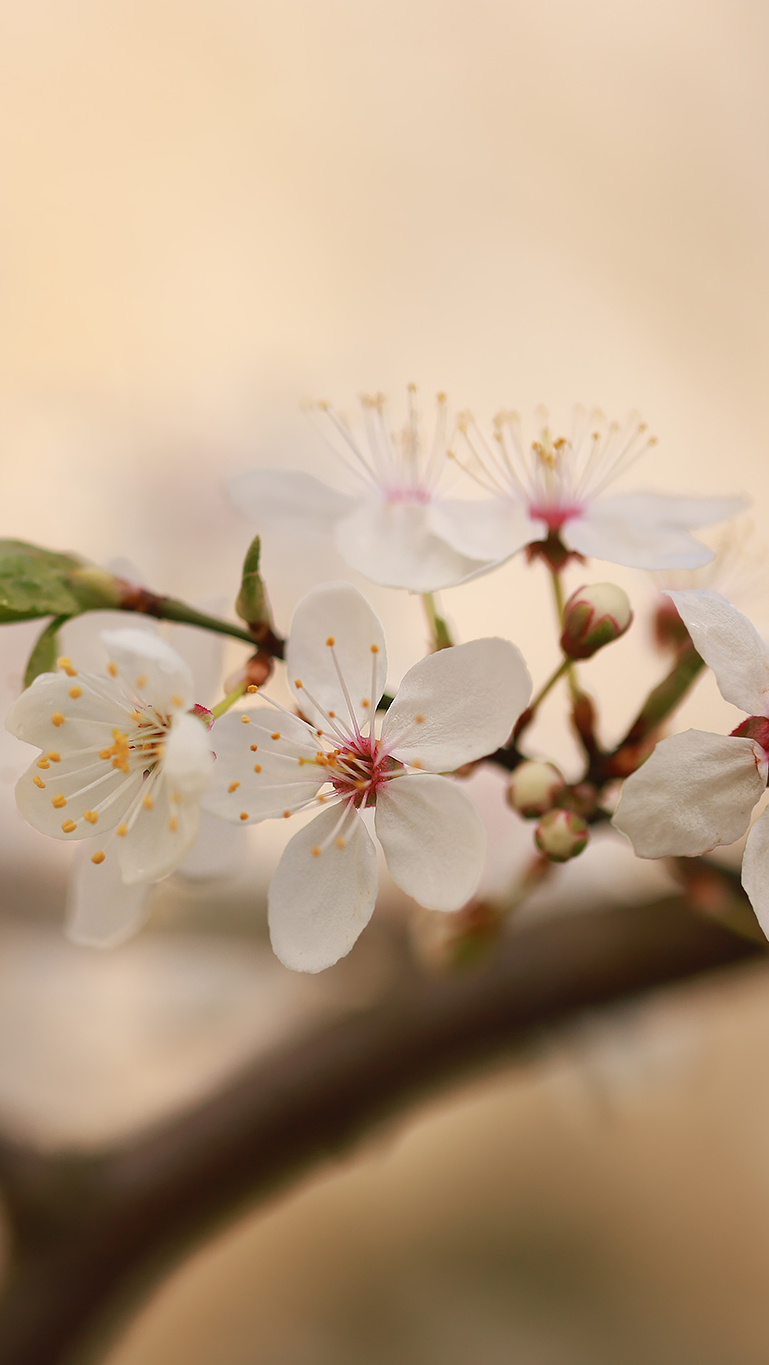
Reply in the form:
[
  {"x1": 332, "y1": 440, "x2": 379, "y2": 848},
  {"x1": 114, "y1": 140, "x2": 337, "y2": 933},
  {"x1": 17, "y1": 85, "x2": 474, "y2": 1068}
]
[
  {"x1": 107, "y1": 663, "x2": 117, "y2": 678},
  {"x1": 282, "y1": 809, "x2": 291, "y2": 818},
  {"x1": 328, "y1": 711, "x2": 336, "y2": 720},
  {"x1": 91, "y1": 851, "x2": 106, "y2": 865},
  {"x1": 335, "y1": 837, "x2": 346, "y2": 849},
  {"x1": 117, "y1": 823, "x2": 128, "y2": 837},
  {"x1": 142, "y1": 795, "x2": 154, "y2": 810},
  {"x1": 326, "y1": 636, "x2": 335, "y2": 647},
  {"x1": 311, "y1": 845, "x2": 321, "y2": 857},
  {"x1": 253, "y1": 764, "x2": 262, "y2": 773},
  {"x1": 68, "y1": 685, "x2": 82, "y2": 699},
  {"x1": 51, "y1": 795, "x2": 67, "y2": 809},
  {"x1": 83, "y1": 811, "x2": 98, "y2": 824},
  {"x1": 412, "y1": 758, "x2": 423, "y2": 769},
  {"x1": 294, "y1": 679, "x2": 303, "y2": 689},
  {"x1": 36, "y1": 758, "x2": 50, "y2": 770},
  {"x1": 33, "y1": 776, "x2": 46, "y2": 789},
  {"x1": 135, "y1": 675, "x2": 147, "y2": 689},
  {"x1": 168, "y1": 817, "x2": 178, "y2": 832},
  {"x1": 50, "y1": 713, "x2": 65, "y2": 727},
  {"x1": 239, "y1": 811, "x2": 249, "y2": 821},
  {"x1": 317, "y1": 793, "x2": 327, "y2": 803},
  {"x1": 47, "y1": 751, "x2": 61, "y2": 762},
  {"x1": 99, "y1": 748, "x2": 111, "y2": 760},
  {"x1": 228, "y1": 781, "x2": 240, "y2": 793},
  {"x1": 246, "y1": 684, "x2": 258, "y2": 694},
  {"x1": 61, "y1": 819, "x2": 77, "y2": 833},
  {"x1": 250, "y1": 744, "x2": 258, "y2": 752},
  {"x1": 415, "y1": 714, "x2": 425, "y2": 724},
  {"x1": 130, "y1": 710, "x2": 142, "y2": 722},
  {"x1": 241, "y1": 715, "x2": 251, "y2": 724},
  {"x1": 271, "y1": 732, "x2": 281, "y2": 741},
  {"x1": 361, "y1": 699, "x2": 370, "y2": 709},
  {"x1": 370, "y1": 644, "x2": 379, "y2": 654},
  {"x1": 57, "y1": 656, "x2": 71, "y2": 669},
  {"x1": 171, "y1": 694, "x2": 183, "y2": 707}
]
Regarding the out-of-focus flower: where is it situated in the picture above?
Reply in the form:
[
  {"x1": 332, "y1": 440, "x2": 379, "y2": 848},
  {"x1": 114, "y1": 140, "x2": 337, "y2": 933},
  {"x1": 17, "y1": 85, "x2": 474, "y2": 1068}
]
[
  {"x1": 613, "y1": 590, "x2": 769, "y2": 933},
  {"x1": 535, "y1": 808, "x2": 589, "y2": 862},
  {"x1": 507, "y1": 760, "x2": 565, "y2": 818},
  {"x1": 441, "y1": 407, "x2": 744, "y2": 570},
  {"x1": 202, "y1": 582, "x2": 531, "y2": 972},
  {"x1": 651, "y1": 516, "x2": 769, "y2": 651},
  {"x1": 227, "y1": 389, "x2": 491, "y2": 592},
  {"x1": 7, "y1": 629, "x2": 214, "y2": 946}
]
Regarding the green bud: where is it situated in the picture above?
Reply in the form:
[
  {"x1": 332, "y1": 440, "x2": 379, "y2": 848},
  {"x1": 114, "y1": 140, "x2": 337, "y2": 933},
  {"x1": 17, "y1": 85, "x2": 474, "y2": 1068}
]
[
  {"x1": 560, "y1": 582, "x2": 632, "y2": 660},
  {"x1": 507, "y1": 760, "x2": 565, "y2": 818},
  {"x1": 535, "y1": 809, "x2": 589, "y2": 863},
  {"x1": 236, "y1": 536, "x2": 273, "y2": 634}
]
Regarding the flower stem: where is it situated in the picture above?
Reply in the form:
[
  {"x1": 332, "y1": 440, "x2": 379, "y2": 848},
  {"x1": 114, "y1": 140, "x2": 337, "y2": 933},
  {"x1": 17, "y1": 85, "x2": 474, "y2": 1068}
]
[
  {"x1": 116, "y1": 582, "x2": 284, "y2": 651},
  {"x1": 211, "y1": 680, "x2": 248, "y2": 720},
  {"x1": 548, "y1": 569, "x2": 579, "y2": 702},
  {"x1": 422, "y1": 592, "x2": 453, "y2": 650}
]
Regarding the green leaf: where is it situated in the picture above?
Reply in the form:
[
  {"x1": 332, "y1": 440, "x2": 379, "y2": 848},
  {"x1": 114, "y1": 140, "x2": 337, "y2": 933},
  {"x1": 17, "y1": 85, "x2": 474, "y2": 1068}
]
[
  {"x1": 235, "y1": 535, "x2": 273, "y2": 633},
  {"x1": 0, "y1": 540, "x2": 85, "y2": 623},
  {"x1": 23, "y1": 615, "x2": 68, "y2": 688}
]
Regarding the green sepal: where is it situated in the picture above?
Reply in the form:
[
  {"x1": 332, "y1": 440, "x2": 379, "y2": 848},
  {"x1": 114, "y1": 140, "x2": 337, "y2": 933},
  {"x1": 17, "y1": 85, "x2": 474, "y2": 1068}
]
[
  {"x1": 23, "y1": 615, "x2": 69, "y2": 688},
  {"x1": 235, "y1": 536, "x2": 272, "y2": 633},
  {"x1": 0, "y1": 540, "x2": 86, "y2": 623}
]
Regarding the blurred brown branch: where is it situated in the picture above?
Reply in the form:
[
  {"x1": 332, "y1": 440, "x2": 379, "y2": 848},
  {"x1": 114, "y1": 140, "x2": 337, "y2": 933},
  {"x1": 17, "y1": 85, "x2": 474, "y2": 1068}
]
[{"x1": 0, "y1": 889, "x2": 763, "y2": 1365}]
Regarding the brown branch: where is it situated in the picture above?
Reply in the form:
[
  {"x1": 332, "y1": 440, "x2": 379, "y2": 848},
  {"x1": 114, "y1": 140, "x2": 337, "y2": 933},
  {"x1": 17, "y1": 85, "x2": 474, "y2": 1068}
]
[{"x1": 0, "y1": 896, "x2": 763, "y2": 1365}]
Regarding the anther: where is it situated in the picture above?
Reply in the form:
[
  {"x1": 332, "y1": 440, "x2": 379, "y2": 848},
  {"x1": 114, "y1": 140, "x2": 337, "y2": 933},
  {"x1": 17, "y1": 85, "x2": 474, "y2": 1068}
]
[
  {"x1": 246, "y1": 684, "x2": 258, "y2": 693},
  {"x1": 311, "y1": 845, "x2": 321, "y2": 857},
  {"x1": 335, "y1": 837, "x2": 346, "y2": 849},
  {"x1": 361, "y1": 699, "x2": 370, "y2": 709},
  {"x1": 241, "y1": 715, "x2": 251, "y2": 724},
  {"x1": 415, "y1": 714, "x2": 425, "y2": 724},
  {"x1": 117, "y1": 824, "x2": 127, "y2": 837},
  {"x1": 171, "y1": 694, "x2": 183, "y2": 707},
  {"x1": 91, "y1": 851, "x2": 106, "y2": 865},
  {"x1": 253, "y1": 764, "x2": 262, "y2": 773},
  {"x1": 326, "y1": 636, "x2": 335, "y2": 647},
  {"x1": 136, "y1": 675, "x2": 147, "y2": 689},
  {"x1": 69, "y1": 685, "x2": 82, "y2": 699},
  {"x1": 294, "y1": 679, "x2": 303, "y2": 689},
  {"x1": 370, "y1": 645, "x2": 379, "y2": 654},
  {"x1": 61, "y1": 820, "x2": 77, "y2": 833},
  {"x1": 228, "y1": 781, "x2": 240, "y2": 793},
  {"x1": 36, "y1": 758, "x2": 50, "y2": 770},
  {"x1": 328, "y1": 711, "x2": 336, "y2": 719},
  {"x1": 282, "y1": 810, "x2": 290, "y2": 818},
  {"x1": 107, "y1": 663, "x2": 117, "y2": 678},
  {"x1": 250, "y1": 744, "x2": 258, "y2": 752},
  {"x1": 168, "y1": 817, "x2": 178, "y2": 832},
  {"x1": 50, "y1": 713, "x2": 65, "y2": 727},
  {"x1": 99, "y1": 748, "x2": 111, "y2": 760},
  {"x1": 51, "y1": 795, "x2": 66, "y2": 809},
  {"x1": 271, "y1": 732, "x2": 281, "y2": 741},
  {"x1": 240, "y1": 812, "x2": 249, "y2": 821},
  {"x1": 33, "y1": 775, "x2": 46, "y2": 789},
  {"x1": 47, "y1": 751, "x2": 61, "y2": 762},
  {"x1": 142, "y1": 795, "x2": 154, "y2": 810},
  {"x1": 83, "y1": 811, "x2": 98, "y2": 824}
]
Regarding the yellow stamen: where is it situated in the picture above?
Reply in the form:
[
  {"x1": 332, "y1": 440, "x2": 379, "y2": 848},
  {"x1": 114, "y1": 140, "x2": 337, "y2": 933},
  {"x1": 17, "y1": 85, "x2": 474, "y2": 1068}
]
[
  {"x1": 107, "y1": 663, "x2": 117, "y2": 678},
  {"x1": 51, "y1": 795, "x2": 66, "y2": 809},
  {"x1": 57, "y1": 657, "x2": 77, "y2": 678},
  {"x1": 33, "y1": 776, "x2": 46, "y2": 789},
  {"x1": 143, "y1": 794, "x2": 154, "y2": 810},
  {"x1": 61, "y1": 819, "x2": 77, "y2": 833},
  {"x1": 117, "y1": 823, "x2": 128, "y2": 837},
  {"x1": 171, "y1": 693, "x2": 183, "y2": 707},
  {"x1": 370, "y1": 644, "x2": 379, "y2": 654},
  {"x1": 69, "y1": 685, "x2": 82, "y2": 699},
  {"x1": 253, "y1": 764, "x2": 262, "y2": 773},
  {"x1": 50, "y1": 713, "x2": 65, "y2": 727},
  {"x1": 83, "y1": 811, "x2": 98, "y2": 824},
  {"x1": 47, "y1": 751, "x2": 61, "y2": 762},
  {"x1": 311, "y1": 845, "x2": 321, "y2": 857},
  {"x1": 136, "y1": 674, "x2": 147, "y2": 689},
  {"x1": 36, "y1": 758, "x2": 50, "y2": 770},
  {"x1": 335, "y1": 837, "x2": 346, "y2": 849},
  {"x1": 415, "y1": 714, "x2": 425, "y2": 724},
  {"x1": 246, "y1": 684, "x2": 258, "y2": 693},
  {"x1": 228, "y1": 781, "x2": 240, "y2": 793},
  {"x1": 168, "y1": 817, "x2": 178, "y2": 832},
  {"x1": 250, "y1": 744, "x2": 258, "y2": 752},
  {"x1": 239, "y1": 811, "x2": 249, "y2": 821},
  {"x1": 91, "y1": 851, "x2": 105, "y2": 865},
  {"x1": 282, "y1": 809, "x2": 291, "y2": 818},
  {"x1": 326, "y1": 636, "x2": 335, "y2": 647},
  {"x1": 271, "y1": 732, "x2": 281, "y2": 741},
  {"x1": 241, "y1": 715, "x2": 251, "y2": 724}
]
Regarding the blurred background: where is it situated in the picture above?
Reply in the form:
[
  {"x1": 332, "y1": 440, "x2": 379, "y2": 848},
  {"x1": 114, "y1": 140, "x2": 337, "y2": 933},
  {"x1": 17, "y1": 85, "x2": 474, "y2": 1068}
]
[{"x1": 1, "y1": 1, "x2": 769, "y2": 1360}]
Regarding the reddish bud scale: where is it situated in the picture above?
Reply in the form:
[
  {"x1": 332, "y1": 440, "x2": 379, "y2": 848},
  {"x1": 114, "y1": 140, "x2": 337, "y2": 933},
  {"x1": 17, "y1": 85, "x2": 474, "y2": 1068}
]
[
  {"x1": 731, "y1": 715, "x2": 769, "y2": 757},
  {"x1": 560, "y1": 583, "x2": 633, "y2": 661}
]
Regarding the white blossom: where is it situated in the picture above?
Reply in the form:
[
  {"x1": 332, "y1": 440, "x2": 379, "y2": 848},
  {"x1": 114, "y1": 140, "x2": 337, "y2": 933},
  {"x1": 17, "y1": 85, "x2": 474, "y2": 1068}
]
[
  {"x1": 613, "y1": 590, "x2": 769, "y2": 934},
  {"x1": 202, "y1": 583, "x2": 532, "y2": 972},
  {"x1": 227, "y1": 389, "x2": 490, "y2": 593},
  {"x1": 7, "y1": 628, "x2": 215, "y2": 946},
  {"x1": 438, "y1": 407, "x2": 744, "y2": 570}
]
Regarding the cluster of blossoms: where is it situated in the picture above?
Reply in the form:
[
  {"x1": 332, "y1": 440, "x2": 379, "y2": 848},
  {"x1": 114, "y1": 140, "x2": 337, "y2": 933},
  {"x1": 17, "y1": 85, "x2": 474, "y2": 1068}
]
[{"x1": 7, "y1": 390, "x2": 766, "y2": 972}]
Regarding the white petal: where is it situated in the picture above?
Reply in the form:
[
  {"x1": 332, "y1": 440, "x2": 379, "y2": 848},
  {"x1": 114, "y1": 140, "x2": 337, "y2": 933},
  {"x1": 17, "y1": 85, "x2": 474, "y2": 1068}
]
[
  {"x1": 375, "y1": 773, "x2": 485, "y2": 910},
  {"x1": 117, "y1": 775, "x2": 200, "y2": 883},
  {"x1": 66, "y1": 843, "x2": 151, "y2": 948},
  {"x1": 175, "y1": 810, "x2": 247, "y2": 880},
  {"x1": 15, "y1": 753, "x2": 141, "y2": 840},
  {"x1": 741, "y1": 805, "x2": 769, "y2": 939},
  {"x1": 202, "y1": 708, "x2": 323, "y2": 823},
  {"x1": 612, "y1": 730, "x2": 766, "y2": 857},
  {"x1": 602, "y1": 491, "x2": 747, "y2": 529},
  {"x1": 100, "y1": 628, "x2": 194, "y2": 714},
  {"x1": 429, "y1": 497, "x2": 535, "y2": 563},
  {"x1": 334, "y1": 498, "x2": 486, "y2": 592},
  {"x1": 664, "y1": 590, "x2": 769, "y2": 716},
  {"x1": 566, "y1": 503, "x2": 713, "y2": 570},
  {"x1": 6, "y1": 671, "x2": 129, "y2": 750},
  {"x1": 227, "y1": 468, "x2": 354, "y2": 530},
  {"x1": 382, "y1": 638, "x2": 531, "y2": 770},
  {"x1": 268, "y1": 805, "x2": 378, "y2": 972},
  {"x1": 163, "y1": 712, "x2": 214, "y2": 799},
  {"x1": 286, "y1": 583, "x2": 387, "y2": 731}
]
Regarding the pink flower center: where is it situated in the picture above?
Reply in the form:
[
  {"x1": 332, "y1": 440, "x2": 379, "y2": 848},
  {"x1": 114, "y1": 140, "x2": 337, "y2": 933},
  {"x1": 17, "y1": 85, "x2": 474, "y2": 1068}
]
[
  {"x1": 528, "y1": 501, "x2": 583, "y2": 532},
  {"x1": 383, "y1": 486, "x2": 431, "y2": 505},
  {"x1": 325, "y1": 734, "x2": 400, "y2": 807}
]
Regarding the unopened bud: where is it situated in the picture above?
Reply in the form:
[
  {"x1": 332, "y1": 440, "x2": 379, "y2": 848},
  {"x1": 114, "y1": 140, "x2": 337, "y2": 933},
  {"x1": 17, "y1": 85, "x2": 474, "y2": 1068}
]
[
  {"x1": 507, "y1": 760, "x2": 565, "y2": 818},
  {"x1": 535, "y1": 809, "x2": 589, "y2": 863},
  {"x1": 652, "y1": 595, "x2": 690, "y2": 652},
  {"x1": 560, "y1": 582, "x2": 632, "y2": 660}
]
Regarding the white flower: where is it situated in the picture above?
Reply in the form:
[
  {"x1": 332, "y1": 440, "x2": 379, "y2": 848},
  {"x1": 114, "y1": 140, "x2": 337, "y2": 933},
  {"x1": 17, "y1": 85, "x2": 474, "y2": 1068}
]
[
  {"x1": 7, "y1": 628, "x2": 215, "y2": 946},
  {"x1": 613, "y1": 590, "x2": 769, "y2": 932},
  {"x1": 227, "y1": 389, "x2": 491, "y2": 593},
  {"x1": 202, "y1": 583, "x2": 532, "y2": 972},
  {"x1": 439, "y1": 407, "x2": 744, "y2": 570}
]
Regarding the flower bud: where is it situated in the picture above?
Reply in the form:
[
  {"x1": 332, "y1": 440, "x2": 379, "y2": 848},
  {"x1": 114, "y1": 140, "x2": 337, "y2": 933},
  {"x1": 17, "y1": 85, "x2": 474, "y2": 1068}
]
[
  {"x1": 652, "y1": 594, "x2": 690, "y2": 653},
  {"x1": 560, "y1": 583, "x2": 633, "y2": 660},
  {"x1": 507, "y1": 760, "x2": 565, "y2": 818},
  {"x1": 535, "y1": 809, "x2": 589, "y2": 863}
]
